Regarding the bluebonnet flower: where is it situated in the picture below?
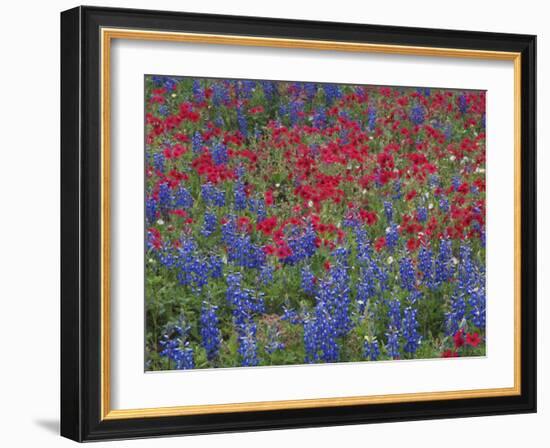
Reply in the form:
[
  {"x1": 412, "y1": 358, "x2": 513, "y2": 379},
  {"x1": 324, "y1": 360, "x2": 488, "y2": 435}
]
[
  {"x1": 399, "y1": 257, "x2": 416, "y2": 291},
  {"x1": 301, "y1": 265, "x2": 316, "y2": 296},
  {"x1": 259, "y1": 264, "x2": 274, "y2": 285},
  {"x1": 304, "y1": 83, "x2": 318, "y2": 100},
  {"x1": 469, "y1": 265, "x2": 486, "y2": 328},
  {"x1": 200, "y1": 302, "x2": 221, "y2": 361},
  {"x1": 201, "y1": 212, "x2": 217, "y2": 237},
  {"x1": 239, "y1": 80, "x2": 256, "y2": 99},
  {"x1": 387, "y1": 298, "x2": 402, "y2": 330},
  {"x1": 235, "y1": 164, "x2": 245, "y2": 179},
  {"x1": 145, "y1": 196, "x2": 157, "y2": 224},
  {"x1": 354, "y1": 226, "x2": 371, "y2": 265},
  {"x1": 356, "y1": 265, "x2": 376, "y2": 314},
  {"x1": 212, "y1": 81, "x2": 230, "y2": 106},
  {"x1": 201, "y1": 183, "x2": 225, "y2": 207},
  {"x1": 418, "y1": 246, "x2": 435, "y2": 289},
  {"x1": 445, "y1": 290, "x2": 466, "y2": 336},
  {"x1": 447, "y1": 243, "x2": 486, "y2": 332},
  {"x1": 211, "y1": 141, "x2": 228, "y2": 166},
  {"x1": 429, "y1": 175, "x2": 440, "y2": 190},
  {"x1": 323, "y1": 83, "x2": 342, "y2": 106},
  {"x1": 159, "y1": 320, "x2": 194, "y2": 370},
  {"x1": 176, "y1": 238, "x2": 210, "y2": 292},
  {"x1": 458, "y1": 94, "x2": 468, "y2": 114},
  {"x1": 386, "y1": 223, "x2": 399, "y2": 250},
  {"x1": 192, "y1": 79, "x2": 205, "y2": 103},
  {"x1": 289, "y1": 100, "x2": 303, "y2": 126},
  {"x1": 439, "y1": 197, "x2": 450, "y2": 214},
  {"x1": 173, "y1": 186, "x2": 193, "y2": 209},
  {"x1": 364, "y1": 338, "x2": 380, "y2": 361},
  {"x1": 237, "y1": 323, "x2": 259, "y2": 367},
  {"x1": 226, "y1": 232, "x2": 265, "y2": 269},
  {"x1": 355, "y1": 86, "x2": 368, "y2": 102},
  {"x1": 152, "y1": 76, "x2": 178, "y2": 91},
  {"x1": 237, "y1": 105, "x2": 248, "y2": 138},
  {"x1": 222, "y1": 215, "x2": 265, "y2": 269},
  {"x1": 452, "y1": 175, "x2": 462, "y2": 191},
  {"x1": 158, "y1": 182, "x2": 172, "y2": 214},
  {"x1": 302, "y1": 248, "x2": 351, "y2": 363},
  {"x1": 435, "y1": 239, "x2": 454, "y2": 285},
  {"x1": 303, "y1": 303, "x2": 339, "y2": 363},
  {"x1": 261, "y1": 80, "x2": 277, "y2": 101},
  {"x1": 385, "y1": 329, "x2": 401, "y2": 359},
  {"x1": 158, "y1": 105, "x2": 169, "y2": 116},
  {"x1": 192, "y1": 131, "x2": 203, "y2": 154},
  {"x1": 384, "y1": 201, "x2": 393, "y2": 223},
  {"x1": 367, "y1": 105, "x2": 377, "y2": 131},
  {"x1": 208, "y1": 255, "x2": 223, "y2": 279},
  {"x1": 281, "y1": 224, "x2": 318, "y2": 265},
  {"x1": 313, "y1": 106, "x2": 327, "y2": 129},
  {"x1": 410, "y1": 105, "x2": 426, "y2": 125},
  {"x1": 248, "y1": 197, "x2": 267, "y2": 222},
  {"x1": 416, "y1": 87, "x2": 431, "y2": 97},
  {"x1": 393, "y1": 180, "x2": 403, "y2": 200},
  {"x1": 321, "y1": 247, "x2": 352, "y2": 336},
  {"x1": 417, "y1": 206, "x2": 428, "y2": 222},
  {"x1": 226, "y1": 272, "x2": 265, "y2": 328},
  {"x1": 153, "y1": 152, "x2": 165, "y2": 172},
  {"x1": 402, "y1": 307, "x2": 421, "y2": 354},
  {"x1": 458, "y1": 244, "x2": 475, "y2": 294},
  {"x1": 371, "y1": 256, "x2": 389, "y2": 292},
  {"x1": 343, "y1": 212, "x2": 360, "y2": 229},
  {"x1": 221, "y1": 215, "x2": 237, "y2": 246},
  {"x1": 154, "y1": 242, "x2": 177, "y2": 270},
  {"x1": 234, "y1": 179, "x2": 247, "y2": 211}
]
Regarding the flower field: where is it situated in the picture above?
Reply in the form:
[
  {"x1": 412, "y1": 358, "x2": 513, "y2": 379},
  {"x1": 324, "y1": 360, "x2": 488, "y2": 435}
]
[{"x1": 144, "y1": 75, "x2": 486, "y2": 371}]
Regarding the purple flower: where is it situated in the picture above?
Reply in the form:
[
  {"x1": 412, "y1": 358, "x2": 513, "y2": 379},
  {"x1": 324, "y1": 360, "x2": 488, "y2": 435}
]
[{"x1": 200, "y1": 302, "x2": 221, "y2": 361}]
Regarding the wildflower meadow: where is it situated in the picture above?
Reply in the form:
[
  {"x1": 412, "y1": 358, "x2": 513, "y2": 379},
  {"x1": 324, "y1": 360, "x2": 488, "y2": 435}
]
[{"x1": 144, "y1": 75, "x2": 486, "y2": 371}]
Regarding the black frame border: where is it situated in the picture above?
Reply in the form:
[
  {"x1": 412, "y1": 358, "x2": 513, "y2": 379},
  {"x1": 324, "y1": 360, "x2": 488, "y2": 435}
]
[{"x1": 61, "y1": 5, "x2": 536, "y2": 442}]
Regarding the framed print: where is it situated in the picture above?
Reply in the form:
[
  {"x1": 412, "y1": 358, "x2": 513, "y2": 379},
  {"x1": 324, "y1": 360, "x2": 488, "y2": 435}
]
[{"x1": 60, "y1": 6, "x2": 536, "y2": 442}]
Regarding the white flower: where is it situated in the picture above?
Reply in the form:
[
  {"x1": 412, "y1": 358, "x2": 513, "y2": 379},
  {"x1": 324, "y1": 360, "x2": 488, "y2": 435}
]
[
  {"x1": 387, "y1": 256, "x2": 394, "y2": 264},
  {"x1": 307, "y1": 200, "x2": 314, "y2": 208},
  {"x1": 449, "y1": 155, "x2": 456, "y2": 161},
  {"x1": 171, "y1": 93, "x2": 177, "y2": 98},
  {"x1": 428, "y1": 203, "x2": 434, "y2": 210},
  {"x1": 157, "y1": 219, "x2": 165, "y2": 225}
]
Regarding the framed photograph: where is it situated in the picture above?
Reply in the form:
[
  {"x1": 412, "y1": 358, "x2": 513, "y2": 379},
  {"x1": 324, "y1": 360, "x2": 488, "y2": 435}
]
[{"x1": 60, "y1": 6, "x2": 536, "y2": 441}]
